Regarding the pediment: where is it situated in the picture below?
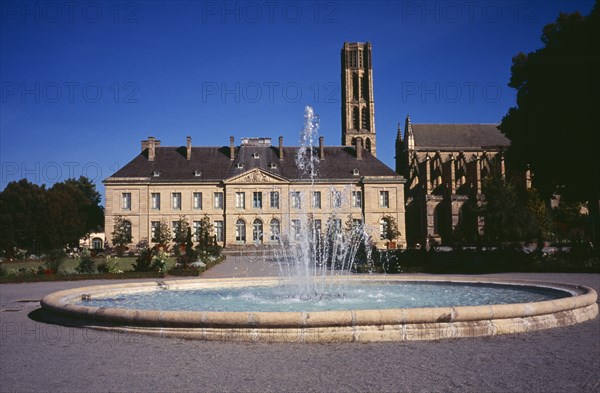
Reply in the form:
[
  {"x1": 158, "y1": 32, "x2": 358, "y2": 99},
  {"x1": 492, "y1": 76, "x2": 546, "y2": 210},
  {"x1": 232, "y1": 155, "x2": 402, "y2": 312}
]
[{"x1": 226, "y1": 168, "x2": 288, "y2": 184}]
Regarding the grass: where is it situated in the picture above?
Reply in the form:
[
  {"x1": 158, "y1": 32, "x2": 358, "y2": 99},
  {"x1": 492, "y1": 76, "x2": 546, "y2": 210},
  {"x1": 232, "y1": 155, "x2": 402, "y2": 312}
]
[{"x1": 0, "y1": 255, "x2": 225, "y2": 284}]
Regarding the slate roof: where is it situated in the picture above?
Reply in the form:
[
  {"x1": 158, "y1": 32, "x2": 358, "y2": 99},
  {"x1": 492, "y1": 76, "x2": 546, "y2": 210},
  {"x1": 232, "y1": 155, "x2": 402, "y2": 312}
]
[
  {"x1": 411, "y1": 124, "x2": 510, "y2": 150},
  {"x1": 106, "y1": 144, "x2": 400, "y2": 183}
]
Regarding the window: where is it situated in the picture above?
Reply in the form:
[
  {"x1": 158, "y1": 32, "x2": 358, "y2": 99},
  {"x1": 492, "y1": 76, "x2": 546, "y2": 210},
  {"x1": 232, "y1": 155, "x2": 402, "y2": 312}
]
[
  {"x1": 193, "y1": 192, "x2": 202, "y2": 210},
  {"x1": 331, "y1": 219, "x2": 342, "y2": 233},
  {"x1": 122, "y1": 193, "x2": 131, "y2": 210},
  {"x1": 352, "y1": 191, "x2": 362, "y2": 208},
  {"x1": 235, "y1": 219, "x2": 246, "y2": 242},
  {"x1": 214, "y1": 192, "x2": 224, "y2": 209},
  {"x1": 291, "y1": 220, "x2": 301, "y2": 240},
  {"x1": 379, "y1": 190, "x2": 389, "y2": 208},
  {"x1": 172, "y1": 221, "x2": 180, "y2": 239},
  {"x1": 270, "y1": 191, "x2": 279, "y2": 209},
  {"x1": 380, "y1": 218, "x2": 389, "y2": 240},
  {"x1": 91, "y1": 237, "x2": 103, "y2": 250},
  {"x1": 151, "y1": 221, "x2": 160, "y2": 242},
  {"x1": 312, "y1": 191, "x2": 321, "y2": 209},
  {"x1": 332, "y1": 190, "x2": 342, "y2": 208},
  {"x1": 235, "y1": 192, "x2": 245, "y2": 209},
  {"x1": 193, "y1": 221, "x2": 201, "y2": 241},
  {"x1": 313, "y1": 219, "x2": 322, "y2": 236},
  {"x1": 352, "y1": 219, "x2": 363, "y2": 230},
  {"x1": 253, "y1": 192, "x2": 262, "y2": 209},
  {"x1": 269, "y1": 219, "x2": 280, "y2": 241},
  {"x1": 172, "y1": 192, "x2": 181, "y2": 210},
  {"x1": 214, "y1": 221, "x2": 224, "y2": 242},
  {"x1": 123, "y1": 220, "x2": 132, "y2": 238},
  {"x1": 151, "y1": 193, "x2": 160, "y2": 210},
  {"x1": 252, "y1": 219, "x2": 263, "y2": 242},
  {"x1": 291, "y1": 191, "x2": 301, "y2": 209}
]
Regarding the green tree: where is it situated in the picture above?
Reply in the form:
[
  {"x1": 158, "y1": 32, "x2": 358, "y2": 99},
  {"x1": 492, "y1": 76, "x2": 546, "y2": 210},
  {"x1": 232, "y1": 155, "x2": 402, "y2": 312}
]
[
  {"x1": 525, "y1": 188, "x2": 554, "y2": 242},
  {"x1": 481, "y1": 177, "x2": 537, "y2": 243},
  {"x1": 195, "y1": 215, "x2": 213, "y2": 250},
  {"x1": 0, "y1": 179, "x2": 48, "y2": 255},
  {"x1": 381, "y1": 215, "x2": 401, "y2": 243},
  {"x1": 499, "y1": 4, "x2": 600, "y2": 245},
  {"x1": 111, "y1": 215, "x2": 132, "y2": 256},
  {"x1": 152, "y1": 219, "x2": 171, "y2": 247},
  {"x1": 173, "y1": 216, "x2": 190, "y2": 253}
]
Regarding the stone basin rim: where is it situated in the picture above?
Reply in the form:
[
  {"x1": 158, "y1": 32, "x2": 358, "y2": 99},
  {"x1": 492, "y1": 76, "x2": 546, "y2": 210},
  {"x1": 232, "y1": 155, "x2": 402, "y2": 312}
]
[{"x1": 40, "y1": 275, "x2": 598, "y2": 330}]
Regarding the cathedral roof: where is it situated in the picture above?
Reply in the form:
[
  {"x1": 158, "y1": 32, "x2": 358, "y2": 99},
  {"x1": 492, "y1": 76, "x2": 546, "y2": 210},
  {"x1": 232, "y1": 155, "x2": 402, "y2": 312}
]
[
  {"x1": 411, "y1": 124, "x2": 510, "y2": 150},
  {"x1": 105, "y1": 144, "x2": 400, "y2": 183}
]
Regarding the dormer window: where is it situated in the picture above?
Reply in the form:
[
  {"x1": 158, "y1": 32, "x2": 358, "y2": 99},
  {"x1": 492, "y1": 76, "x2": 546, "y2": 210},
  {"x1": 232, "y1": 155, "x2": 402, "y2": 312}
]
[
  {"x1": 153, "y1": 170, "x2": 161, "y2": 177},
  {"x1": 236, "y1": 163, "x2": 244, "y2": 169},
  {"x1": 194, "y1": 170, "x2": 202, "y2": 177},
  {"x1": 269, "y1": 163, "x2": 277, "y2": 169},
  {"x1": 252, "y1": 152, "x2": 260, "y2": 159},
  {"x1": 353, "y1": 168, "x2": 360, "y2": 176}
]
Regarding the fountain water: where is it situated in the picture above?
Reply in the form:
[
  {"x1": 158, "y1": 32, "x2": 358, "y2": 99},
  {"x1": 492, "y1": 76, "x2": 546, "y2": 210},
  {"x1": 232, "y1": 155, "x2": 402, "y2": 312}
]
[{"x1": 273, "y1": 106, "x2": 372, "y2": 299}]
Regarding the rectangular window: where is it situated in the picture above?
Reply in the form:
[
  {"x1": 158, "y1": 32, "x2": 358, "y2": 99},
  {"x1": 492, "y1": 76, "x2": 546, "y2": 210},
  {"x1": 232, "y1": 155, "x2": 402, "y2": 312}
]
[
  {"x1": 352, "y1": 191, "x2": 362, "y2": 208},
  {"x1": 312, "y1": 191, "x2": 321, "y2": 209},
  {"x1": 270, "y1": 191, "x2": 279, "y2": 209},
  {"x1": 379, "y1": 190, "x2": 389, "y2": 208},
  {"x1": 122, "y1": 192, "x2": 131, "y2": 210},
  {"x1": 193, "y1": 192, "x2": 202, "y2": 210},
  {"x1": 214, "y1": 221, "x2": 224, "y2": 242},
  {"x1": 291, "y1": 219, "x2": 301, "y2": 240},
  {"x1": 172, "y1": 192, "x2": 181, "y2": 210},
  {"x1": 332, "y1": 190, "x2": 342, "y2": 208},
  {"x1": 214, "y1": 192, "x2": 224, "y2": 209},
  {"x1": 172, "y1": 221, "x2": 180, "y2": 239},
  {"x1": 151, "y1": 193, "x2": 160, "y2": 210},
  {"x1": 291, "y1": 191, "x2": 301, "y2": 209},
  {"x1": 235, "y1": 192, "x2": 245, "y2": 209},
  {"x1": 313, "y1": 219, "x2": 322, "y2": 235},
  {"x1": 193, "y1": 221, "x2": 201, "y2": 241},
  {"x1": 253, "y1": 192, "x2": 262, "y2": 209},
  {"x1": 151, "y1": 221, "x2": 160, "y2": 242}
]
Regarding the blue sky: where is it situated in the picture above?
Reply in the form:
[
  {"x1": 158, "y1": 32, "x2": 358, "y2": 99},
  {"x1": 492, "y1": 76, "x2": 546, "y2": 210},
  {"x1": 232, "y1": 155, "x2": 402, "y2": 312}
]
[{"x1": 1, "y1": 0, "x2": 595, "y2": 203}]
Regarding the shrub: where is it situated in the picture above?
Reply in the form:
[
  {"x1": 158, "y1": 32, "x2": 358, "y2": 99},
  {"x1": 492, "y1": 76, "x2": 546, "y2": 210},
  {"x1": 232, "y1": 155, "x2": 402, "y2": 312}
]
[
  {"x1": 75, "y1": 249, "x2": 96, "y2": 274},
  {"x1": 151, "y1": 249, "x2": 168, "y2": 273},
  {"x1": 44, "y1": 249, "x2": 65, "y2": 273},
  {"x1": 97, "y1": 256, "x2": 122, "y2": 274},
  {"x1": 131, "y1": 248, "x2": 153, "y2": 272}
]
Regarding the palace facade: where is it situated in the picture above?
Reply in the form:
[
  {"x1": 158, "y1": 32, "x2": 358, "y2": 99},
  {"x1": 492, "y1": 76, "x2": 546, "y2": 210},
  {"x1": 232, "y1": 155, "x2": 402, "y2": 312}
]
[{"x1": 103, "y1": 42, "x2": 407, "y2": 249}]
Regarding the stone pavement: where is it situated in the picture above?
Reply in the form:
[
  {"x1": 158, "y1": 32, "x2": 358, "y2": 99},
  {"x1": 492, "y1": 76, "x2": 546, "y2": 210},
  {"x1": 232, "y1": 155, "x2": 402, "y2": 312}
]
[{"x1": 1, "y1": 257, "x2": 599, "y2": 392}]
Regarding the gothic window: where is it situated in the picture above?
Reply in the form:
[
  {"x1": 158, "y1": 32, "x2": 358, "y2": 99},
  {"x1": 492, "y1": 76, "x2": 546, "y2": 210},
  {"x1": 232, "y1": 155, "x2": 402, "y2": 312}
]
[
  {"x1": 361, "y1": 107, "x2": 368, "y2": 130},
  {"x1": 352, "y1": 73, "x2": 359, "y2": 100},
  {"x1": 352, "y1": 107, "x2": 359, "y2": 130},
  {"x1": 365, "y1": 138, "x2": 372, "y2": 152}
]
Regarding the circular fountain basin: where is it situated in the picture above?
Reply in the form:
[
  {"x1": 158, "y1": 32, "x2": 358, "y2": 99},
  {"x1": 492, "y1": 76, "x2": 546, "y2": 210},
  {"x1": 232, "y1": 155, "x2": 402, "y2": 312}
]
[{"x1": 40, "y1": 276, "x2": 598, "y2": 342}]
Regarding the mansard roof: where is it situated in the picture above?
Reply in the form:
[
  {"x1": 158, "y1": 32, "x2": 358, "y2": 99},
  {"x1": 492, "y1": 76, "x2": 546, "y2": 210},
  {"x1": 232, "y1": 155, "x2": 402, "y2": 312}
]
[
  {"x1": 106, "y1": 144, "x2": 400, "y2": 183},
  {"x1": 411, "y1": 124, "x2": 510, "y2": 150}
]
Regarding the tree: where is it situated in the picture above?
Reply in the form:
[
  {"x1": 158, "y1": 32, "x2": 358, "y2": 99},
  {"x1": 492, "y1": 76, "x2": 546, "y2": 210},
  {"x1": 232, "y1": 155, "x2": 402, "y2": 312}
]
[
  {"x1": 381, "y1": 215, "x2": 401, "y2": 243},
  {"x1": 499, "y1": 4, "x2": 600, "y2": 245},
  {"x1": 194, "y1": 215, "x2": 213, "y2": 250},
  {"x1": 173, "y1": 216, "x2": 190, "y2": 253},
  {"x1": 111, "y1": 215, "x2": 132, "y2": 255},
  {"x1": 480, "y1": 177, "x2": 537, "y2": 243},
  {"x1": 153, "y1": 219, "x2": 171, "y2": 247}
]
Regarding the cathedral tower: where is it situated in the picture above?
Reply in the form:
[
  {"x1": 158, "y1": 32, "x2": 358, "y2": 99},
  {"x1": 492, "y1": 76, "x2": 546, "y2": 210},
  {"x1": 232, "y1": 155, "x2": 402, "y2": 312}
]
[{"x1": 341, "y1": 42, "x2": 376, "y2": 156}]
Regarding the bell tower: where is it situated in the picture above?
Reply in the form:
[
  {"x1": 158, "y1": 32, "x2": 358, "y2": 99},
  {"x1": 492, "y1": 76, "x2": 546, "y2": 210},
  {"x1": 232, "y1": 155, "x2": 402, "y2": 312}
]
[{"x1": 341, "y1": 42, "x2": 376, "y2": 156}]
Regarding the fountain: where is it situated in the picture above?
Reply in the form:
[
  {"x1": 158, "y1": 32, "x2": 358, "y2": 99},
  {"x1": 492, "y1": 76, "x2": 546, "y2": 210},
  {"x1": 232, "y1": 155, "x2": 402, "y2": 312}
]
[{"x1": 40, "y1": 107, "x2": 598, "y2": 342}]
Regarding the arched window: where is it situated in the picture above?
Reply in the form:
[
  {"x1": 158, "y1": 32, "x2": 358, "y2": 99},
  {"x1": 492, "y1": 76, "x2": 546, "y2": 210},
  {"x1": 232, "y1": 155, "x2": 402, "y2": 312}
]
[
  {"x1": 269, "y1": 219, "x2": 280, "y2": 241},
  {"x1": 365, "y1": 138, "x2": 372, "y2": 152},
  {"x1": 252, "y1": 219, "x2": 263, "y2": 242},
  {"x1": 235, "y1": 219, "x2": 246, "y2": 243},
  {"x1": 352, "y1": 73, "x2": 359, "y2": 100},
  {"x1": 91, "y1": 237, "x2": 103, "y2": 250},
  {"x1": 352, "y1": 107, "x2": 359, "y2": 130},
  {"x1": 123, "y1": 220, "x2": 132, "y2": 238}
]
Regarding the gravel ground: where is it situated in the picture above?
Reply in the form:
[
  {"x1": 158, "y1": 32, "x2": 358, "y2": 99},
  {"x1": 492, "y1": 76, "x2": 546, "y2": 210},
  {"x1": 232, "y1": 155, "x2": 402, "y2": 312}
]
[{"x1": 0, "y1": 259, "x2": 598, "y2": 393}]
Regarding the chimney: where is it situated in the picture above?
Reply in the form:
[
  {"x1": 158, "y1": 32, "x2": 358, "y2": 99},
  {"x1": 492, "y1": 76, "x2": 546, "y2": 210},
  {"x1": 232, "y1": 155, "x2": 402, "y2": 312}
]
[
  {"x1": 186, "y1": 136, "x2": 192, "y2": 160},
  {"x1": 230, "y1": 136, "x2": 235, "y2": 160},
  {"x1": 279, "y1": 136, "x2": 284, "y2": 160},
  {"x1": 319, "y1": 136, "x2": 325, "y2": 160},
  {"x1": 356, "y1": 137, "x2": 363, "y2": 160},
  {"x1": 147, "y1": 136, "x2": 156, "y2": 161}
]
